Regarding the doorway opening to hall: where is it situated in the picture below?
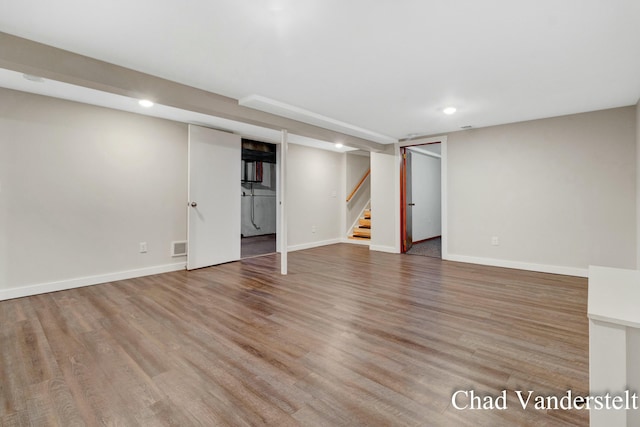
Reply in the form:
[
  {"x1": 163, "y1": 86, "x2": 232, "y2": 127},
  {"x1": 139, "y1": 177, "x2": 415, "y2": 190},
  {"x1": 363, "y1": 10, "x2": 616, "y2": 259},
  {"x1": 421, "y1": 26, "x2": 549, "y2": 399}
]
[
  {"x1": 401, "y1": 142, "x2": 442, "y2": 258},
  {"x1": 241, "y1": 139, "x2": 277, "y2": 259}
]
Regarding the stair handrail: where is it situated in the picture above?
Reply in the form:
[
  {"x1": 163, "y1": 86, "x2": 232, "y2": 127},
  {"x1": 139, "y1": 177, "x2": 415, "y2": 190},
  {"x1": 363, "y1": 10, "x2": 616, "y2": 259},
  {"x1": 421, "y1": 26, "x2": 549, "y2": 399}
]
[{"x1": 346, "y1": 169, "x2": 371, "y2": 202}]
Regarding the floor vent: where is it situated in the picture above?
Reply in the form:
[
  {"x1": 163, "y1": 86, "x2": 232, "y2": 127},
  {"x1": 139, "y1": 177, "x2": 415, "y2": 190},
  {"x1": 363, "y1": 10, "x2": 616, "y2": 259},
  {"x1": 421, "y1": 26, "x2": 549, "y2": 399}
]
[{"x1": 171, "y1": 241, "x2": 187, "y2": 257}]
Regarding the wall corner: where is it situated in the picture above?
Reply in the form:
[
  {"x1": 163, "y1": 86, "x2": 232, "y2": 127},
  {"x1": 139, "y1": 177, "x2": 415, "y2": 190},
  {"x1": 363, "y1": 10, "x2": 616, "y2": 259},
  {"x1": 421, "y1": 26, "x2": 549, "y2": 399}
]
[{"x1": 636, "y1": 98, "x2": 640, "y2": 268}]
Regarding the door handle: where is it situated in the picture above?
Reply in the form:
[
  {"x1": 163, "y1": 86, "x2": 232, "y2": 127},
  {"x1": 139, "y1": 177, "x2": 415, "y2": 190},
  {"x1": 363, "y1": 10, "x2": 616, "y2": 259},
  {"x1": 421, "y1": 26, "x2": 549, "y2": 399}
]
[
  {"x1": 408, "y1": 203, "x2": 415, "y2": 206},
  {"x1": 190, "y1": 202, "x2": 198, "y2": 207}
]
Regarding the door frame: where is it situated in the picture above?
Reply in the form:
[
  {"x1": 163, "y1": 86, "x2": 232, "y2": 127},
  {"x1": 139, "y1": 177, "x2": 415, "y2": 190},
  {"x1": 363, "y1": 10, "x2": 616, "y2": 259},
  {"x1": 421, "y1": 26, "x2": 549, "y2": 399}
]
[
  {"x1": 187, "y1": 125, "x2": 241, "y2": 270},
  {"x1": 400, "y1": 146, "x2": 411, "y2": 252},
  {"x1": 399, "y1": 136, "x2": 447, "y2": 256}
]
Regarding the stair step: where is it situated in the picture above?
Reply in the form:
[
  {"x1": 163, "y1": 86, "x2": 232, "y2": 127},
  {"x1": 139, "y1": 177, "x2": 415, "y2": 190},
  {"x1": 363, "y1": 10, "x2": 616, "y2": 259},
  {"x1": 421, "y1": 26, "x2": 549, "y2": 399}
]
[
  {"x1": 352, "y1": 227, "x2": 371, "y2": 238},
  {"x1": 364, "y1": 209, "x2": 371, "y2": 219},
  {"x1": 348, "y1": 235, "x2": 371, "y2": 241},
  {"x1": 358, "y1": 218, "x2": 371, "y2": 228}
]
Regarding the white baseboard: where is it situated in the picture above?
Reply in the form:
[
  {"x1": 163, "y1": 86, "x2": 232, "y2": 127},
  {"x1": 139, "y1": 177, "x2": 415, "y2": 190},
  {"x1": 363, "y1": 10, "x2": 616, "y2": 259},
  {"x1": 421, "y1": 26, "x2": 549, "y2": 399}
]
[
  {"x1": 445, "y1": 254, "x2": 588, "y2": 277},
  {"x1": 0, "y1": 262, "x2": 187, "y2": 301},
  {"x1": 340, "y1": 237, "x2": 370, "y2": 246},
  {"x1": 370, "y1": 244, "x2": 400, "y2": 254},
  {"x1": 288, "y1": 238, "x2": 342, "y2": 252}
]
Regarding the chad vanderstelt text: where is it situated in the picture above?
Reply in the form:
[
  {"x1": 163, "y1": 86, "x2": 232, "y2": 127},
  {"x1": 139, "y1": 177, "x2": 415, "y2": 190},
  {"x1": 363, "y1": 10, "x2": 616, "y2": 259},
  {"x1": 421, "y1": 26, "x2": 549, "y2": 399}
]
[{"x1": 451, "y1": 390, "x2": 639, "y2": 411}]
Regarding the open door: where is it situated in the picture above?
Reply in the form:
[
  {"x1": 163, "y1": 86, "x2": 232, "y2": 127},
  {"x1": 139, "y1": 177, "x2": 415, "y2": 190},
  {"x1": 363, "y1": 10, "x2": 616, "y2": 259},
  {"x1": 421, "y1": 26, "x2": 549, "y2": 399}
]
[
  {"x1": 401, "y1": 148, "x2": 414, "y2": 252},
  {"x1": 187, "y1": 125, "x2": 241, "y2": 270},
  {"x1": 400, "y1": 141, "x2": 444, "y2": 256}
]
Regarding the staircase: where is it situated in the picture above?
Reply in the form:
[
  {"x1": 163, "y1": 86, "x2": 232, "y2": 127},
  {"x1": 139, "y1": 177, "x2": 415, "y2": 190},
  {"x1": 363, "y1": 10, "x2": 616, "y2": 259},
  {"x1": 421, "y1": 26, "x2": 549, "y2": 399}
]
[{"x1": 350, "y1": 209, "x2": 371, "y2": 240}]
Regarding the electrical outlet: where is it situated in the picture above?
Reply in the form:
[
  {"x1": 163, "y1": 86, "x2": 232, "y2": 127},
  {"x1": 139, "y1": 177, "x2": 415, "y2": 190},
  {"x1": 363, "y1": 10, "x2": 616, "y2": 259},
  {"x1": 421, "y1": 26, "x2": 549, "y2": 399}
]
[
  {"x1": 311, "y1": 226, "x2": 317, "y2": 234},
  {"x1": 491, "y1": 236, "x2": 499, "y2": 246},
  {"x1": 139, "y1": 242, "x2": 148, "y2": 253}
]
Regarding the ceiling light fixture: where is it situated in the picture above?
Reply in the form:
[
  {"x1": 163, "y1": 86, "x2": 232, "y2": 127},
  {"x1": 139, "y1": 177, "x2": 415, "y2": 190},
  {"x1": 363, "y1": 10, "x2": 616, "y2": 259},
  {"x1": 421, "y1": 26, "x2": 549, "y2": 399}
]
[
  {"x1": 335, "y1": 143, "x2": 344, "y2": 148},
  {"x1": 138, "y1": 99, "x2": 154, "y2": 108},
  {"x1": 443, "y1": 107, "x2": 457, "y2": 115}
]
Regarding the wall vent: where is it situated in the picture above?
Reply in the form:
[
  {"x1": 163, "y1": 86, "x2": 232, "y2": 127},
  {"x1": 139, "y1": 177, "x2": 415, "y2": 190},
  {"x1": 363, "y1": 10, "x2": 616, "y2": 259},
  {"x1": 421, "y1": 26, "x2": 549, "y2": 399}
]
[{"x1": 171, "y1": 241, "x2": 187, "y2": 257}]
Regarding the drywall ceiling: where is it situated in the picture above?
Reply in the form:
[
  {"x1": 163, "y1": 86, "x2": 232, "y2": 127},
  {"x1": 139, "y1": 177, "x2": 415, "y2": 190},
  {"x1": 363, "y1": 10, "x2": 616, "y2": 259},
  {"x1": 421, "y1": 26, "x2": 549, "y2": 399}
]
[{"x1": 1, "y1": 0, "x2": 639, "y2": 140}]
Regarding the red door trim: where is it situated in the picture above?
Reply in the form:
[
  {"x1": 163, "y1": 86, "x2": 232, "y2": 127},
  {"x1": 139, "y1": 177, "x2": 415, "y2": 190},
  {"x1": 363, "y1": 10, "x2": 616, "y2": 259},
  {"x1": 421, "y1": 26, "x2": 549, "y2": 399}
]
[{"x1": 400, "y1": 147, "x2": 409, "y2": 253}]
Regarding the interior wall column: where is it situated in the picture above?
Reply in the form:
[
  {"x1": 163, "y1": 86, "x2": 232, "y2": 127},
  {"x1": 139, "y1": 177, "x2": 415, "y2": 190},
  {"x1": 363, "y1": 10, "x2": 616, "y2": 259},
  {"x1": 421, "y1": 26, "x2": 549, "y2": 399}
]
[{"x1": 280, "y1": 129, "x2": 288, "y2": 275}]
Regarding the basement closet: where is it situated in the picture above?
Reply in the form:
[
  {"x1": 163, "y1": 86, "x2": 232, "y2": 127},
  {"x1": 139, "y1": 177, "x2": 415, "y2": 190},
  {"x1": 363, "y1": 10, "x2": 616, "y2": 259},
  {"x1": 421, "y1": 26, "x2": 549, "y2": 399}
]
[{"x1": 241, "y1": 139, "x2": 277, "y2": 258}]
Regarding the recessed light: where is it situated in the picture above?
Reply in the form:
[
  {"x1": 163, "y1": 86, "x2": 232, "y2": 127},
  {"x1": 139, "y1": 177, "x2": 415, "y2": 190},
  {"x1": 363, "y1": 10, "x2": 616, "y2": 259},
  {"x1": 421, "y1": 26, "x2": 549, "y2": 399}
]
[
  {"x1": 335, "y1": 143, "x2": 344, "y2": 148},
  {"x1": 23, "y1": 74, "x2": 45, "y2": 83},
  {"x1": 443, "y1": 107, "x2": 457, "y2": 115},
  {"x1": 138, "y1": 99, "x2": 154, "y2": 108}
]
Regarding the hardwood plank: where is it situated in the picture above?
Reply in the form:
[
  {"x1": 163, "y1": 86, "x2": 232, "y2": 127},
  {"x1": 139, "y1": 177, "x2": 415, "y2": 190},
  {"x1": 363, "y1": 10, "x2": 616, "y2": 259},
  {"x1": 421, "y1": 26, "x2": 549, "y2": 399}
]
[
  {"x1": 135, "y1": 398, "x2": 195, "y2": 427},
  {"x1": 0, "y1": 323, "x2": 29, "y2": 415},
  {"x1": 15, "y1": 320, "x2": 59, "y2": 386},
  {"x1": 0, "y1": 410, "x2": 30, "y2": 427},
  {"x1": 28, "y1": 378, "x2": 85, "y2": 427},
  {"x1": 0, "y1": 244, "x2": 589, "y2": 426},
  {"x1": 27, "y1": 295, "x2": 141, "y2": 426}
]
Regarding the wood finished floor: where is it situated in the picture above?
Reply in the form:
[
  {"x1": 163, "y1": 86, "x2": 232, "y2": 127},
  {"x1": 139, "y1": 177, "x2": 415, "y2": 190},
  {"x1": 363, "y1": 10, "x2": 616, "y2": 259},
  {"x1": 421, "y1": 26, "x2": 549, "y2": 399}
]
[{"x1": 0, "y1": 244, "x2": 589, "y2": 426}]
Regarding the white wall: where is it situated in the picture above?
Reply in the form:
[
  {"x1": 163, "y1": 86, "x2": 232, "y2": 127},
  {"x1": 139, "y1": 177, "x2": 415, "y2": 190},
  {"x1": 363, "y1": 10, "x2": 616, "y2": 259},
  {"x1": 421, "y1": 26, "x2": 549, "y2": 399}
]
[
  {"x1": 447, "y1": 106, "x2": 636, "y2": 275},
  {"x1": 411, "y1": 151, "x2": 441, "y2": 241},
  {"x1": 626, "y1": 108, "x2": 640, "y2": 427},
  {"x1": 628, "y1": 327, "x2": 640, "y2": 426},
  {"x1": 346, "y1": 152, "x2": 370, "y2": 232},
  {"x1": 636, "y1": 99, "x2": 640, "y2": 269},
  {"x1": 241, "y1": 162, "x2": 277, "y2": 237},
  {"x1": 370, "y1": 147, "x2": 400, "y2": 253},
  {"x1": 286, "y1": 143, "x2": 343, "y2": 249},
  {"x1": 0, "y1": 88, "x2": 188, "y2": 297}
]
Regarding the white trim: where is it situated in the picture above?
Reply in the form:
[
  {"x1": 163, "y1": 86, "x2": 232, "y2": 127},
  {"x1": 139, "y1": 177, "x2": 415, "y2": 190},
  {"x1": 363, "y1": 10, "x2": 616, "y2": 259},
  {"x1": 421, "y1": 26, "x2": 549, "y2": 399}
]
[
  {"x1": 441, "y1": 139, "x2": 448, "y2": 259},
  {"x1": 341, "y1": 237, "x2": 371, "y2": 246},
  {"x1": 445, "y1": 254, "x2": 588, "y2": 277},
  {"x1": 399, "y1": 135, "x2": 448, "y2": 258},
  {"x1": 370, "y1": 244, "x2": 400, "y2": 254},
  {"x1": 276, "y1": 143, "x2": 282, "y2": 252},
  {"x1": 589, "y1": 314, "x2": 640, "y2": 330},
  {"x1": 393, "y1": 143, "x2": 402, "y2": 253},
  {"x1": 340, "y1": 153, "x2": 348, "y2": 240},
  {"x1": 587, "y1": 265, "x2": 640, "y2": 328},
  {"x1": 288, "y1": 238, "x2": 342, "y2": 252},
  {"x1": 0, "y1": 262, "x2": 187, "y2": 301},
  {"x1": 186, "y1": 125, "x2": 195, "y2": 269},
  {"x1": 280, "y1": 129, "x2": 288, "y2": 274}
]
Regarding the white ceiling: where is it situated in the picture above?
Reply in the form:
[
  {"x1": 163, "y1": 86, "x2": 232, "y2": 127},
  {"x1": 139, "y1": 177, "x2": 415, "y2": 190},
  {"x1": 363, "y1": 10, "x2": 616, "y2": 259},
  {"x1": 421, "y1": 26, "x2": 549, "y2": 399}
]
[{"x1": 1, "y1": 0, "x2": 639, "y2": 141}]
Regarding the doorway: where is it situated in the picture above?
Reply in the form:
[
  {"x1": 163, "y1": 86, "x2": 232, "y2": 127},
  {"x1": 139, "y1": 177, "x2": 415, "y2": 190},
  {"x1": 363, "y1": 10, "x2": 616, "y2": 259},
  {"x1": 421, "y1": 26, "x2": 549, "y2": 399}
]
[
  {"x1": 401, "y1": 142, "x2": 442, "y2": 257},
  {"x1": 241, "y1": 139, "x2": 277, "y2": 258}
]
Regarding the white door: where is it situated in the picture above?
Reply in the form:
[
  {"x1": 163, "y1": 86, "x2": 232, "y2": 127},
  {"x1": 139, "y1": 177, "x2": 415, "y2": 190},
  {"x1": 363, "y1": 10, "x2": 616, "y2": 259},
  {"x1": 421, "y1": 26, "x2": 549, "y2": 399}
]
[{"x1": 188, "y1": 125, "x2": 241, "y2": 270}]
